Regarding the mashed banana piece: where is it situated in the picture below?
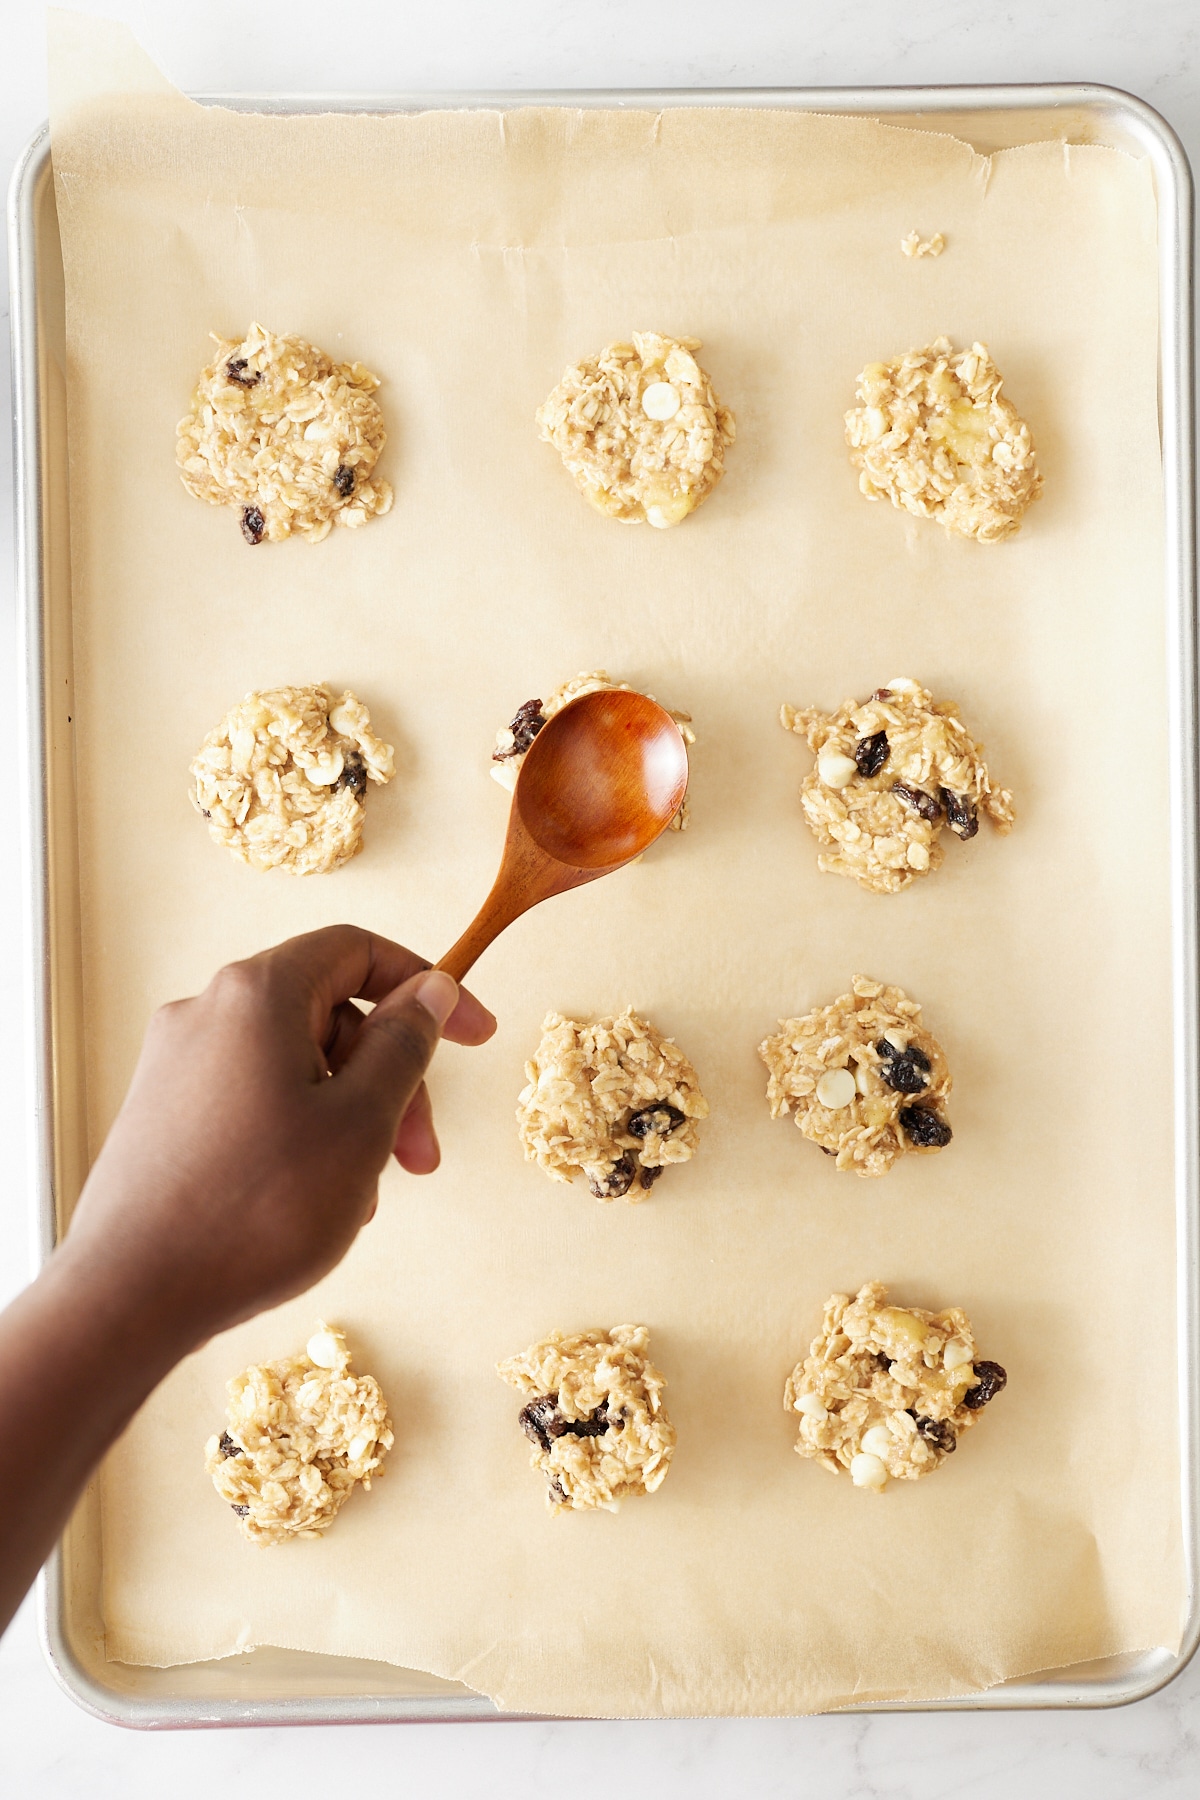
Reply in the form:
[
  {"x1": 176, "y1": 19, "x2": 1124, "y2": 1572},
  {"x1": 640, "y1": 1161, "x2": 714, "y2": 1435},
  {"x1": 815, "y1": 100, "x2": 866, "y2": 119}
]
[
  {"x1": 845, "y1": 336, "x2": 1040, "y2": 541},
  {"x1": 498, "y1": 1325, "x2": 675, "y2": 1512},
  {"x1": 491, "y1": 669, "x2": 695, "y2": 831},
  {"x1": 176, "y1": 323, "x2": 392, "y2": 543},
  {"x1": 517, "y1": 1008, "x2": 708, "y2": 1200},
  {"x1": 785, "y1": 1282, "x2": 1007, "y2": 1491},
  {"x1": 781, "y1": 677, "x2": 1015, "y2": 895},
  {"x1": 536, "y1": 332, "x2": 735, "y2": 527},
  {"x1": 760, "y1": 975, "x2": 952, "y2": 1178},
  {"x1": 205, "y1": 1323, "x2": 394, "y2": 1545},
  {"x1": 190, "y1": 683, "x2": 394, "y2": 876}
]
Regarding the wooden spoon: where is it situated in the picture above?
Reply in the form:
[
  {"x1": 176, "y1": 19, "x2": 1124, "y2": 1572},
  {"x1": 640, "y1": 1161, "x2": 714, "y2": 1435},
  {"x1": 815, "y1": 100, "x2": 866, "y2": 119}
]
[{"x1": 436, "y1": 688, "x2": 690, "y2": 982}]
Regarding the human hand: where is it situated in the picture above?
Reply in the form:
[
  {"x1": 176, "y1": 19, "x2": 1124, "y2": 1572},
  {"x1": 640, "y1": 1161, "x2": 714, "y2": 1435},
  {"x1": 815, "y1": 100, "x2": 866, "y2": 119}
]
[{"x1": 60, "y1": 925, "x2": 495, "y2": 1357}]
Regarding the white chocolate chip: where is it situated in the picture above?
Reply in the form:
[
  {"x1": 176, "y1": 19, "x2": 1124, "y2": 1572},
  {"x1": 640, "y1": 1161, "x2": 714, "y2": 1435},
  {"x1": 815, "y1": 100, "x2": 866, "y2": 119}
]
[
  {"x1": 306, "y1": 1328, "x2": 345, "y2": 1369},
  {"x1": 816, "y1": 1067, "x2": 857, "y2": 1110},
  {"x1": 850, "y1": 1451, "x2": 888, "y2": 1491},
  {"x1": 307, "y1": 749, "x2": 345, "y2": 786},
  {"x1": 346, "y1": 1434, "x2": 372, "y2": 1464},
  {"x1": 817, "y1": 749, "x2": 858, "y2": 789},
  {"x1": 886, "y1": 677, "x2": 919, "y2": 693},
  {"x1": 794, "y1": 1390, "x2": 828, "y2": 1420},
  {"x1": 906, "y1": 842, "x2": 930, "y2": 870},
  {"x1": 642, "y1": 381, "x2": 682, "y2": 421},
  {"x1": 860, "y1": 1425, "x2": 893, "y2": 1460},
  {"x1": 943, "y1": 1339, "x2": 973, "y2": 1371}
]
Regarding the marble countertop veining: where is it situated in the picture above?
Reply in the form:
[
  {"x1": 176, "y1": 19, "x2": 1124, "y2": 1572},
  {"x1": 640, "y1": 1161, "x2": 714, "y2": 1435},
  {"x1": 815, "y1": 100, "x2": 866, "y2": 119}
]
[{"x1": 2, "y1": 3, "x2": 1198, "y2": 1793}]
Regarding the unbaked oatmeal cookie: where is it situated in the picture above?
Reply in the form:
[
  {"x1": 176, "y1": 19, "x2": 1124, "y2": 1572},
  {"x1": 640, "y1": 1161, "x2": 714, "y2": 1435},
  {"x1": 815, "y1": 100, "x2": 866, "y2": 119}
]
[
  {"x1": 176, "y1": 323, "x2": 392, "y2": 543},
  {"x1": 781, "y1": 677, "x2": 1015, "y2": 894},
  {"x1": 190, "y1": 683, "x2": 394, "y2": 876},
  {"x1": 536, "y1": 332, "x2": 735, "y2": 528},
  {"x1": 491, "y1": 670, "x2": 695, "y2": 832},
  {"x1": 760, "y1": 976, "x2": 952, "y2": 1178},
  {"x1": 498, "y1": 1325, "x2": 675, "y2": 1512},
  {"x1": 845, "y1": 337, "x2": 1041, "y2": 542},
  {"x1": 784, "y1": 1281, "x2": 1007, "y2": 1491},
  {"x1": 517, "y1": 1008, "x2": 708, "y2": 1200},
  {"x1": 205, "y1": 1323, "x2": 394, "y2": 1545}
]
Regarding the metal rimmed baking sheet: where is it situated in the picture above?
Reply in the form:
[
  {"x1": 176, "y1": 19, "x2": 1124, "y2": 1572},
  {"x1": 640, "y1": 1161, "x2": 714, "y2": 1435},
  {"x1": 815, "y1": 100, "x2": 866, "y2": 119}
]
[{"x1": 10, "y1": 81, "x2": 1196, "y2": 1725}]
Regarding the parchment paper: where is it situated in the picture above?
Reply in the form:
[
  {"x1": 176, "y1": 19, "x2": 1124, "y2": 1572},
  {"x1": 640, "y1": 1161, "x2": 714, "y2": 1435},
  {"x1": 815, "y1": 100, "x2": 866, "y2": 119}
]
[{"x1": 48, "y1": 11, "x2": 1180, "y2": 1715}]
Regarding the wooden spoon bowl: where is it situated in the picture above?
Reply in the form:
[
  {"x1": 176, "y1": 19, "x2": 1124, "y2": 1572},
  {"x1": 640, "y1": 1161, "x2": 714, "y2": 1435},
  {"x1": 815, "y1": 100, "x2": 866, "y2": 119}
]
[{"x1": 437, "y1": 689, "x2": 689, "y2": 982}]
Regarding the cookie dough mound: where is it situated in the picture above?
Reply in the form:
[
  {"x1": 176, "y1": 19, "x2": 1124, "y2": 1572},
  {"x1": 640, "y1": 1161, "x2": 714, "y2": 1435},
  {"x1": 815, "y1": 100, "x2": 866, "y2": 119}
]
[
  {"x1": 517, "y1": 1008, "x2": 708, "y2": 1200},
  {"x1": 190, "y1": 683, "x2": 395, "y2": 876},
  {"x1": 491, "y1": 670, "x2": 695, "y2": 831},
  {"x1": 845, "y1": 337, "x2": 1040, "y2": 542},
  {"x1": 781, "y1": 677, "x2": 1015, "y2": 895},
  {"x1": 536, "y1": 332, "x2": 735, "y2": 528},
  {"x1": 176, "y1": 323, "x2": 392, "y2": 543},
  {"x1": 760, "y1": 975, "x2": 952, "y2": 1178},
  {"x1": 205, "y1": 1323, "x2": 394, "y2": 1544},
  {"x1": 498, "y1": 1325, "x2": 675, "y2": 1512},
  {"x1": 784, "y1": 1281, "x2": 1007, "y2": 1491}
]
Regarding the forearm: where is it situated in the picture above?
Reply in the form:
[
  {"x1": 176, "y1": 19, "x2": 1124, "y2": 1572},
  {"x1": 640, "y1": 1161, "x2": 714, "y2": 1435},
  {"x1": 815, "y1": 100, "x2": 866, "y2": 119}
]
[{"x1": 0, "y1": 1242, "x2": 196, "y2": 1637}]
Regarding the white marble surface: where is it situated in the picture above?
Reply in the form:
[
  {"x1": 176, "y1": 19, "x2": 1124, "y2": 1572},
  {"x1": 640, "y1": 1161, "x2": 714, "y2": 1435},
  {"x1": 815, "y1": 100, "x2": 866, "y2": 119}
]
[{"x1": 2, "y1": 2, "x2": 1198, "y2": 1791}]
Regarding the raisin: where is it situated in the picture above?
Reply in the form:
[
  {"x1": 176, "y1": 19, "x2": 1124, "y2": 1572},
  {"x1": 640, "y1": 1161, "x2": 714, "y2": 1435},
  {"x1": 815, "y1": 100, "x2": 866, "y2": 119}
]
[
  {"x1": 547, "y1": 1475, "x2": 569, "y2": 1505},
  {"x1": 891, "y1": 782, "x2": 941, "y2": 822},
  {"x1": 875, "y1": 1037, "x2": 898, "y2": 1059},
  {"x1": 519, "y1": 1393, "x2": 610, "y2": 1450},
  {"x1": 226, "y1": 358, "x2": 260, "y2": 387},
  {"x1": 899, "y1": 1105, "x2": 952, "y2": 1148},
  {"x1": 914, "y1": 1415, "x2": 957, "y2": 1454},
  {"x1": 872, "y1": 687, "x2": 894, "y2": 701},
  {"x1": 493, "y1": 699, "x2": 546, "y2": 762},
  {"x1": 218, "y1": 1432, "x2": 242, "y2": 1460},
  {"x1": 880, "y1": 1046, "x2": 931, "y2": 1095},
  {"x1": 333, "y1": 463, "x2": 355, "y2": 497},
  {"x1": 241, "y1": 506, "x2": 265, "y2": 545},
  {"x1": 230, "y1": 1504, "x2": 250, "y2": 1517},
  {"x1": 963, "y1": 1360, "x2": 1008, "y2": 1410},
  {"x1": 627, "y1": 1103, "x2": 686, "y2": 1139},
  {"x1": 589, "y1": 1154, "x2": 635, "y2": 1199},
  {"x1": 940, "y1": 788, "x2": 979, "y2": 840},
  {"x1": 336, "y1": 750, "x2": 367, "y2": 797},
  {"x1": 854, "y1": 730, "x2": 889, "y2": 778},
  {"x1": 639, "y1": 1164, "x2": 664, "y2": 1190}
]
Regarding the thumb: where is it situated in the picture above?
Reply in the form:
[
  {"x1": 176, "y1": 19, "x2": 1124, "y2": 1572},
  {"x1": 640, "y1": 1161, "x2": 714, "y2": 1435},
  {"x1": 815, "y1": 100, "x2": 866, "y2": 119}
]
[{"x1": 337, "y1": 968, "x2": 460, "y2": 1123}]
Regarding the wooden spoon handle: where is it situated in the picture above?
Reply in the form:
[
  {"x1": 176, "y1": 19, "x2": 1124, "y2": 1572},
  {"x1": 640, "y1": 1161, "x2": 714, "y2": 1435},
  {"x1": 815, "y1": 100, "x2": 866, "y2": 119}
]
[{"x1": 436, "y1": 808, "x2": 592, "y2": 982}]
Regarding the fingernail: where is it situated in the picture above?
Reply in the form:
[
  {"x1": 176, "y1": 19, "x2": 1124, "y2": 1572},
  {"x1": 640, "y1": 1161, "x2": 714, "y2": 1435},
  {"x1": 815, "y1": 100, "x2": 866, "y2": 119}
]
[{"x1": 414, "y1": 969, "x2": 459, "y2": 1030}]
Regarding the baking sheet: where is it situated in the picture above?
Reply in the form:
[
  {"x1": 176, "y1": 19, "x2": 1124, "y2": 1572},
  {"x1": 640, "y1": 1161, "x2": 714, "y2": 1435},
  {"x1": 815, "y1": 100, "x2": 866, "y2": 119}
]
[{"x1": 45, "y1": 12, "x2": 1181, "y2": 1716}]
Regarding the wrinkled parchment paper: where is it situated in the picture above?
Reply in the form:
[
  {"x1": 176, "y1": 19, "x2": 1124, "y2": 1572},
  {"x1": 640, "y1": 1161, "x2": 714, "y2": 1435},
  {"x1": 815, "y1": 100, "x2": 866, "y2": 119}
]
[{"x1": 48, "y1": 10, "x2": 1179, "y2": 1715}]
